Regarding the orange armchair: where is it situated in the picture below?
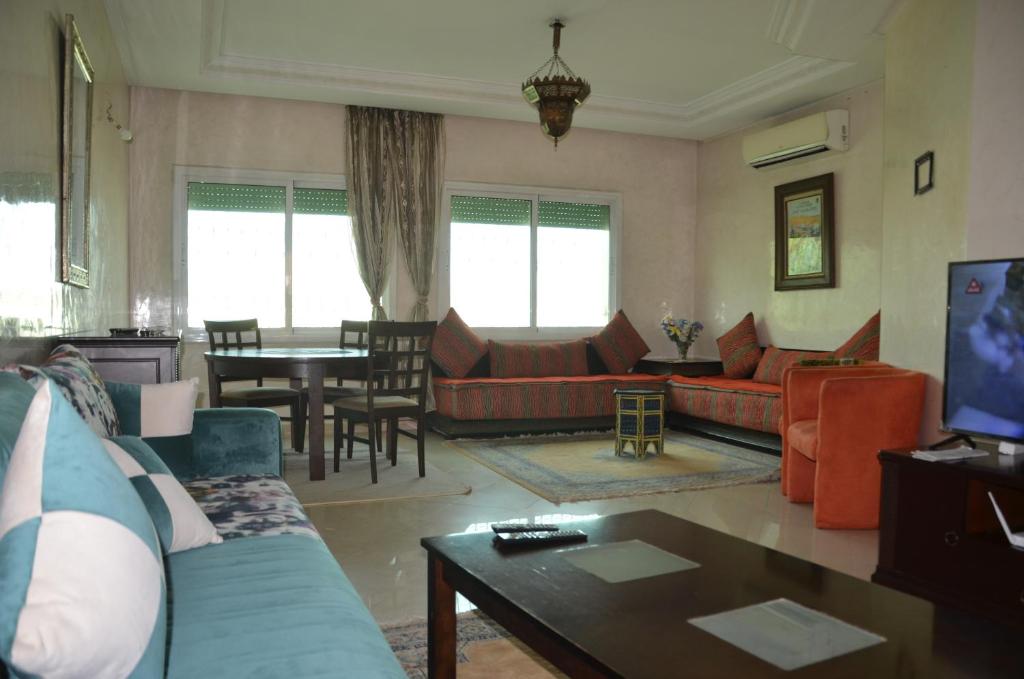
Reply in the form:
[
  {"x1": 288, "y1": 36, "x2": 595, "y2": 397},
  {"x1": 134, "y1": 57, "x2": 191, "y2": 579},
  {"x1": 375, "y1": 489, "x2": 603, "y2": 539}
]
[{"x1": 781, "y1": 365, "x2": 926, "y2": 529}]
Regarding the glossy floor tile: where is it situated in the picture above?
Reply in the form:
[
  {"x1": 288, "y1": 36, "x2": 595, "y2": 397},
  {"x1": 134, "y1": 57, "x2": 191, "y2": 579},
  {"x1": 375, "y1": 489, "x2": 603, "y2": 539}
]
[{"x1": 301, "y1": 431, "x2": 879, "y2": 624}]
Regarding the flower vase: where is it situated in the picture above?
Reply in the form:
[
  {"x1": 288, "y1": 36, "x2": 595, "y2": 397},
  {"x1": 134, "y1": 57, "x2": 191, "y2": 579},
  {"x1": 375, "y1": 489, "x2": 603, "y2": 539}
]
[{"x1": 676, "y1": 342, "x2": 692, "y2": 360}]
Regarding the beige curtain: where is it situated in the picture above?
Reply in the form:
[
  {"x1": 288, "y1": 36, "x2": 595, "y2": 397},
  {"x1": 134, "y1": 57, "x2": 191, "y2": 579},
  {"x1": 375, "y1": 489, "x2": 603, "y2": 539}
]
[
  {"x1": 393, "y1": 111, "x2": 445, "y2": 321},
  {"x1": 346, "y1": 107, "x2": 445, "y2": 321},
  {"x1": 346, "y1": 106, "x2": 395, "y2": 320}
]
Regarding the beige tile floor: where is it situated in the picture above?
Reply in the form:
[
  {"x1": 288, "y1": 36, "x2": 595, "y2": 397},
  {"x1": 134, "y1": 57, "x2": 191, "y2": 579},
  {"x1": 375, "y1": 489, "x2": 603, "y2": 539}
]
[{"x1": 302, "y1": 431, "x2": 879, "y2": 625}]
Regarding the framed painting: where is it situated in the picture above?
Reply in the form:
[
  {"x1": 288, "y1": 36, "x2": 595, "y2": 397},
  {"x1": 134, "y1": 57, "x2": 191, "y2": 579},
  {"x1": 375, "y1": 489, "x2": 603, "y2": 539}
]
[
  {"x1": 774, "y1": 173, "x2": 835, "y2": 291},
  {"x1": 61, "y1": 14, "x2": 94, "y2": 288}
]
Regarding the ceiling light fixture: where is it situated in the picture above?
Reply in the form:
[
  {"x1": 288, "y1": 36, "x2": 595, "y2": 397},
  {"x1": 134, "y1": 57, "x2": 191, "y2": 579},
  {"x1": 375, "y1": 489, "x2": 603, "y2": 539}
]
[{"x1": 522, "y1": 19, "x2": 590, "y2": 148}]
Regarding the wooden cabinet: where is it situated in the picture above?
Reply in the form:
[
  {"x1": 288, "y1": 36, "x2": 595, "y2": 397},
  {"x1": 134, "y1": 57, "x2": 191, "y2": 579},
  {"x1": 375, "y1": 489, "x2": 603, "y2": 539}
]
[
  {"x1": 874, "y1": 450, "x2": 1024, "y2": 627},
  {"x1": 56, "y1": 334, "x2": 181, "y2": 384},
  {"x1": 634, "y1": 357, "x2": 723, "y2": 377}
]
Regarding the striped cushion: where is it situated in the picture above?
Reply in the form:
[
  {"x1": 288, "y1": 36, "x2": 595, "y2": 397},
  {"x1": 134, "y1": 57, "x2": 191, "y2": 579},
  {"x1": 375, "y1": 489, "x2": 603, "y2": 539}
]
[
  {"x1": 0, "y1": 380, "x2": 166, "y2": 677},
  {"x1": 666, "y1": 375, "x2": 782, "y2": 433},
  {"x1": 433, "y1": 374, "x2": 669, "y2": 420},
  {"x1": 104, "y1": 436, "x2": 222, "y2": 554},
  {"x1": 716, "y1": 312, "x2": 763, "y2": 379},
  {"x1": 105, "y1": 378, "x2": 198, "y2": 437},
  {"x1": 488, "y1": 339, "x2": 588, "y2": 378},
  {"x1": 8, "y1": 344, "x2": 121, "y2": 437},
  {"x1": 431, "y1": 308, "x2": 488, "y2": 378},
  {"x1": 590, "y1": 310, "x2": 650, "y2": 374},
  {"x1": 752, "y1": 347, "x2": 831, "y2": 385},
  {"x1": 835, "y1": 311, "x2": 881, "y2": 360}
]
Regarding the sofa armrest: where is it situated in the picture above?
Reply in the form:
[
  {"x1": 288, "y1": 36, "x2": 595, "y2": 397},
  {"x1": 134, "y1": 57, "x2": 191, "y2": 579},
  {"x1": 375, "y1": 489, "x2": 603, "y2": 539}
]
[{"x1": 143, "y1": 408, "x2": 283, "y2": 480}]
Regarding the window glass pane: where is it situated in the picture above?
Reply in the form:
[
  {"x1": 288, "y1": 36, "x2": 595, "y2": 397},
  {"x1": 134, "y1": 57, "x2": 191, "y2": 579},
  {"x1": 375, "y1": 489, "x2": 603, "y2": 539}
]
[
  {"x1": 537, "y1": 201, "x2": 610, "y2": 327},
  {"x1": 292, "y1": 190, "x2": 371, "y2": 326},
  {"x1": 186, "y1": 208, "x2": 285, "y2": 328},
  {"x1": 450, "y1": 195, "x2": 531, "y2": 327}
]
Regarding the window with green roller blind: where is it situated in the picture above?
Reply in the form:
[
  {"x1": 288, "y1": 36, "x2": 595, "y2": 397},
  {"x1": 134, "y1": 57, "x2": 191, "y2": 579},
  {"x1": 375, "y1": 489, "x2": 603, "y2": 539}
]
[
  {"x1": 442, "y1": 185, "x2": 618, "y2": 332},
  {"x1": 179, "y1": 172, "x2": 370, "y2": 334}
]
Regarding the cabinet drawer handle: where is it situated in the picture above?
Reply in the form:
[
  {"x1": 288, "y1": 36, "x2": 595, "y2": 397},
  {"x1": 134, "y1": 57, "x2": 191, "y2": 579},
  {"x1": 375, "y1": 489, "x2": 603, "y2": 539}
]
[
  {"x1": 1019, "y1": 589, "x2": 1024, "y2": 605},
  {"x1": 944, "y1": 531, "x2": 959, "y2": 546}
]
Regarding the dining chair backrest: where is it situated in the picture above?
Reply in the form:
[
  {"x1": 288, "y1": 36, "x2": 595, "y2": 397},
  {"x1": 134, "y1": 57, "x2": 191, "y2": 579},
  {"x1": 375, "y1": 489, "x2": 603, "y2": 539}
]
[
  {"x1": 205, "y1": 319, "x2": 263, "y2": 351},
  {"x1": 366, "y1": 321, "x2": 437, "y2": 405},
  {"x1": 204, "y1": 319, "x2": 264, "y2": 386},
  {"x1": 339, "y1": 320, "x2": 369, "y2": 350}
]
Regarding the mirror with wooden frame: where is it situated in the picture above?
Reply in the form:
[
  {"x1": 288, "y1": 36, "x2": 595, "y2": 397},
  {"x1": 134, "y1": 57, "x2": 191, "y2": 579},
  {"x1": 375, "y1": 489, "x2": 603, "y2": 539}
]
[{"x1": 61, "y1": 14, "x2": 94, "y2": 288}]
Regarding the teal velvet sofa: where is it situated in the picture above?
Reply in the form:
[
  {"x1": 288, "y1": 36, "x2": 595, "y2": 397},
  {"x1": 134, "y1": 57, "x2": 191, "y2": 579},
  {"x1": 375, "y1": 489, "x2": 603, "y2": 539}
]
[{"x1": 0, "y1": 373, "x2": 404, "y2": 678}]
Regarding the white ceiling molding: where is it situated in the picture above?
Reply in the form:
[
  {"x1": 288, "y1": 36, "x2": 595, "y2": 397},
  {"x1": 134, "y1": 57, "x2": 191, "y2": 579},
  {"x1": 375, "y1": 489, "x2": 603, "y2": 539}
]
[
  {"x1": 766, "y1": 0, "x2": 817, "y2": 52},
  {"x1": 103, "y1": 0, "x2": 141, "y2": 84},
  {"x1": 197, "y1": 0, "x2": 854, "y2": 132}
]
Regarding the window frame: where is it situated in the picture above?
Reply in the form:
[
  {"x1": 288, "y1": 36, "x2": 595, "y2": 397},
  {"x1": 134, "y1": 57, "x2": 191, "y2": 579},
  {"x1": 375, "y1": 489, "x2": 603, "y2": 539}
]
[
  {"x1": 172, "y1": 166, "x2": 391, "y2": 342},
  {"x1": 437, "y1": 181, "x2": 622, "y2": 340}
]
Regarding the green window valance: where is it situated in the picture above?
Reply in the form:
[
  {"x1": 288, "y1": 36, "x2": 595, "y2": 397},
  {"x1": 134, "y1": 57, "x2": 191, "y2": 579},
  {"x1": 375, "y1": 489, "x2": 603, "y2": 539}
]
[
  {"x1": 294, "y1": 188, "x2": 348, "y2": 216},
  {"x1": 539, "y1": 201, "x2": 610, "y2": 230},
  {"x1": 187, "y1": 183, "x2": 286, "y2": 213},
  {"x1": 450, "y1": 195, "x2": 531, "y2": 225}
]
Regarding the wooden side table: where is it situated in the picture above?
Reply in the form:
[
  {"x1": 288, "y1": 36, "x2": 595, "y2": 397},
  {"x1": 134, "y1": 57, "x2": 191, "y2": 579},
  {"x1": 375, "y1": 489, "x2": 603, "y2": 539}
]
[
  {"x1": 613, "y1": 389, "x2": 665, "y2": 459},
  {"x1": 55, "y1": 333, "x2": 181, "y2": 384},
  {"x1": 635, "y1": 357, "x2": 723, "y2": 377}
]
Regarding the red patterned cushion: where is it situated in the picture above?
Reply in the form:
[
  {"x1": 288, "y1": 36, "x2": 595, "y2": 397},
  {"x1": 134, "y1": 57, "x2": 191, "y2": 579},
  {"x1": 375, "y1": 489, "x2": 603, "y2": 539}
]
[
  {"x1": 716, "y1": 312, "x2": 763, "y2": 379},
  {"x1": 590, "y1": 310, "x2": 650, "y2": 374},
  {"x1": 665, "y1": 377, "x2": 782, "y2": 434},
  {"x1": 488, "y1": 340, "x2": 588, "y2": 378},
  {"x1": 835, "y1": 311, "x2": 881, "y2": 360},
  {"x1": 430, "y1": 308, "x2": 487, "y2": 378},
  {"x1": 432, "y1": 374, "x2": 668, "y2": 420},
  {"x1": 752, "y1": 346, "x2": 831, "y2": 386}
]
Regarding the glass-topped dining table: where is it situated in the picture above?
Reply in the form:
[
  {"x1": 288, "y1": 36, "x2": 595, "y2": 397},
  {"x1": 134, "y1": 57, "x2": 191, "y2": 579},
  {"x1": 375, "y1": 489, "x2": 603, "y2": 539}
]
[{"x1": 204, "y1": 347, "x2": 370, "y2": 481}]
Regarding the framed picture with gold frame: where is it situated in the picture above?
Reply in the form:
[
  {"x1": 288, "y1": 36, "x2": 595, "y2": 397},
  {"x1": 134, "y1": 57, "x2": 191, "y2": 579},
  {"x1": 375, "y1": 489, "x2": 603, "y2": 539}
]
[
  {"x1": 61, "y1": 13, "x2": 94, "y2": 288},
  {"x1": 774, "y1": 173, "x2": 835, "y2": 291}
]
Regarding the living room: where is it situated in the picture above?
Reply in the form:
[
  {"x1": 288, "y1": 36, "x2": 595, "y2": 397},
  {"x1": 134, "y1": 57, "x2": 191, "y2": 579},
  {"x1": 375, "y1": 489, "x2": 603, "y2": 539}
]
[{"x1": 2, "y1": 0, "x2": 1023, "y2": 677}]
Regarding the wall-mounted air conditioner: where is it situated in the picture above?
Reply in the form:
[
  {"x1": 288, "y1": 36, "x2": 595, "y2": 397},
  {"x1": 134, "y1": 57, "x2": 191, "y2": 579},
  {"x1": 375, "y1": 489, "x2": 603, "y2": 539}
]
[{"x1": 742, "y1": 110, "x2": 848, "y2": 169}]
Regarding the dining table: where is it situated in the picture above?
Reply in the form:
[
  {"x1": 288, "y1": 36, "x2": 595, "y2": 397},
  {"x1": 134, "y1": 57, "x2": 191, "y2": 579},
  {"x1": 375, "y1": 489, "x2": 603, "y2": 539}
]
[{"x1": 204, "y1": 347, "x2": 370, "y2": 481}]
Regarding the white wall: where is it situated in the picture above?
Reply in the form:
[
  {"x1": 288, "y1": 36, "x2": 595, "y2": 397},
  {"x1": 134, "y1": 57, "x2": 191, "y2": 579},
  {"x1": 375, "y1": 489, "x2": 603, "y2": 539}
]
[
  {"x1": 693, "y1": 81, "x2": 885, "y2": 357},
  {"x1": 879, "y1": 0, "x2": 976, "y2": 438},
  {"x1": 964, "y1": 0, "x2": 1024, "y2": 259},
  {"x1": 127, "y1": 88, "x2": 698, "y2": 403},
  {"x1": 0, "y1": 0, "x2": 130, "y2": 349}
]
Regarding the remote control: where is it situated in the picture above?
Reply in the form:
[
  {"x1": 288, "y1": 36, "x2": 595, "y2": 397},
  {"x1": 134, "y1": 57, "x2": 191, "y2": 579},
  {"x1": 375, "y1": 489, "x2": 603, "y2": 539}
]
[
  {"x1": 493, "y1": 529, "x2": 588, "y2": 548},
  {"x1": 490, "y1": 523, "x2": 559, "y2": 533}
]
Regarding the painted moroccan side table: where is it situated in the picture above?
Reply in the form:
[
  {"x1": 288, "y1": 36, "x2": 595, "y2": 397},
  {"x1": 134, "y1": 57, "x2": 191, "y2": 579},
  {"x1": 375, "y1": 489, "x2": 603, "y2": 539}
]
[{"x1": 613, "y1": 389, "x2": 665, "y2": 459}]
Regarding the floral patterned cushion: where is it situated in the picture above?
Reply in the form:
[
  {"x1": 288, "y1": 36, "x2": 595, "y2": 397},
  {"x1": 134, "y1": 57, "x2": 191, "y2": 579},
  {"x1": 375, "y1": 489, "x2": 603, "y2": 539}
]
[
  {"x1": 6, "y1": 344, "x2": 121, "y2": 437},
  {"x1": 185, "y1": 474, "x2": 319, "y2": 541}
]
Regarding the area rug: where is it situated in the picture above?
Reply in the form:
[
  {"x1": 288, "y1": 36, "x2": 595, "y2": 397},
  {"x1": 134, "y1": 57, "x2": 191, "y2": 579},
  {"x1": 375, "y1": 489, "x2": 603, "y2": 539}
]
[
  {"x1": 446, "y1": 431, "x2": 779, "y2": 503},
  {"x1": 383, "y1": 611, "x2": 563, "y2": 679},
  {"x1": 283, "y1": 451, "x2": 471, "y2": 507}
]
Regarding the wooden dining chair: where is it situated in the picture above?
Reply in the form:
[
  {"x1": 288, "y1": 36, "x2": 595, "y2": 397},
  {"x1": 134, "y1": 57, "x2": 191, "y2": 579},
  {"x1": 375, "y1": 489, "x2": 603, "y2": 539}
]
[
  {"x1": 204, "y1": 319, "x2": 305, "y2": 452},
  {"x1": 332, "y1": 320, "x2": 437, "y2": 483},
  {"x1": 302, "y1": 320, "x2": 381, "y2": 454}
]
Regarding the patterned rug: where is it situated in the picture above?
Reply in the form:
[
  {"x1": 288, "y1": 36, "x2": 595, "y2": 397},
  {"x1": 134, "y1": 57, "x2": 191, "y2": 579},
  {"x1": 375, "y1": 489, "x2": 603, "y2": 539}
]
[
  {"x1": 447, "y1": 431, "x2": 780, "y2": 503},
  {"x1": 382, "y1": 611, "x2": 563, "y2": 678}
]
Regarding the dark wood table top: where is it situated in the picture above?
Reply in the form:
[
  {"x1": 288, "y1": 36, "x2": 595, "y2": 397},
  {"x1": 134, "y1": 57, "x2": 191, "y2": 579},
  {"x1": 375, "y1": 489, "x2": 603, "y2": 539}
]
[{"x1": 421, "y1": 509, "x2": 1024, "y2": 678}]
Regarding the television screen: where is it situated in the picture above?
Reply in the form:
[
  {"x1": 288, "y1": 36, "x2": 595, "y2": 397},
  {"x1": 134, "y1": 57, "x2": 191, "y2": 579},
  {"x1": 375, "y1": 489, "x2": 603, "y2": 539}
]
[{"x1": 944, "y1": 258, "x2": 1024, "y2": 443}]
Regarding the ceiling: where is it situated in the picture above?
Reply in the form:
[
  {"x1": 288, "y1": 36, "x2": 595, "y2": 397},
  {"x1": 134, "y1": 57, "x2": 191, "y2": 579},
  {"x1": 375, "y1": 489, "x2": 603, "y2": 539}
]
[{"x1": 104, "y1": 0, "x2": 900, "y2": 140}]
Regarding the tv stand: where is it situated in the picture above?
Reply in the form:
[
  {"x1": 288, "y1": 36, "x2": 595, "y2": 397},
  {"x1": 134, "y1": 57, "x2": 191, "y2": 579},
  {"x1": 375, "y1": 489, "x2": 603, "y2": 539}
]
[
  {"x1": 874, "y1": 448, "x2": 1024, "y2": 627},
  {"x1": 928, "y1": 432, "x2": 977, "y2": 450}
]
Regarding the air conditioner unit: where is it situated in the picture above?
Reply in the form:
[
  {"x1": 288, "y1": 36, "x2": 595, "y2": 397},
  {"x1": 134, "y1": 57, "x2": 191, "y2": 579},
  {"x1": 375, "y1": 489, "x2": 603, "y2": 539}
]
[{"x1": 742, "y1": 110, "x2": 848, "y2": 169}]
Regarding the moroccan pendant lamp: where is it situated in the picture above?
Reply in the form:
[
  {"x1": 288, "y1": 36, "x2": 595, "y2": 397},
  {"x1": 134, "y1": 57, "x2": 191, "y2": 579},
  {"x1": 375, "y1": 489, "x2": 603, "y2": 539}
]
[{"x1": 522, "y1": 20, "x2": 591, "y2": 148}]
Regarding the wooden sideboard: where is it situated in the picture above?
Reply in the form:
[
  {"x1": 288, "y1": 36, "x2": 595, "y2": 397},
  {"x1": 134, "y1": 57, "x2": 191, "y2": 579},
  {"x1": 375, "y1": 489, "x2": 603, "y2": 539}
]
[
  {"x1": 874, "y1": 449, "x2": 1024, "y2": 628},
  {"x1": 56, "y1": 334, "x2": 181, "y2": 384}
]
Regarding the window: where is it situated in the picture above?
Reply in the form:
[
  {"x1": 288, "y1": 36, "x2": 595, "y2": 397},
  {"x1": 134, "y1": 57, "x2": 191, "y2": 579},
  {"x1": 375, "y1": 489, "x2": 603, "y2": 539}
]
[
  {"x1": 177, "y1": 171, "x2": 371, "y2": 334},
  {"x1": 441, "y1": 185, "x2": 618, "y2": 332}
]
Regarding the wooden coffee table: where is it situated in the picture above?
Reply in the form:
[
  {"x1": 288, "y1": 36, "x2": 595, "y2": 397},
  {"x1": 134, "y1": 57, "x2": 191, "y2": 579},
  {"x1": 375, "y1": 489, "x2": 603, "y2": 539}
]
[{"x1": 421, "y1": 510, "x2": 1024, "y2": 678}]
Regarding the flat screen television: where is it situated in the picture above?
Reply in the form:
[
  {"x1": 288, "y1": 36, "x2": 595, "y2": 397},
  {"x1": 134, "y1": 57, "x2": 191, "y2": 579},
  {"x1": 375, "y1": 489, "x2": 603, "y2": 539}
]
[{"x1": 943, "y1": 258, "x2": 1024, "y2": 444}]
